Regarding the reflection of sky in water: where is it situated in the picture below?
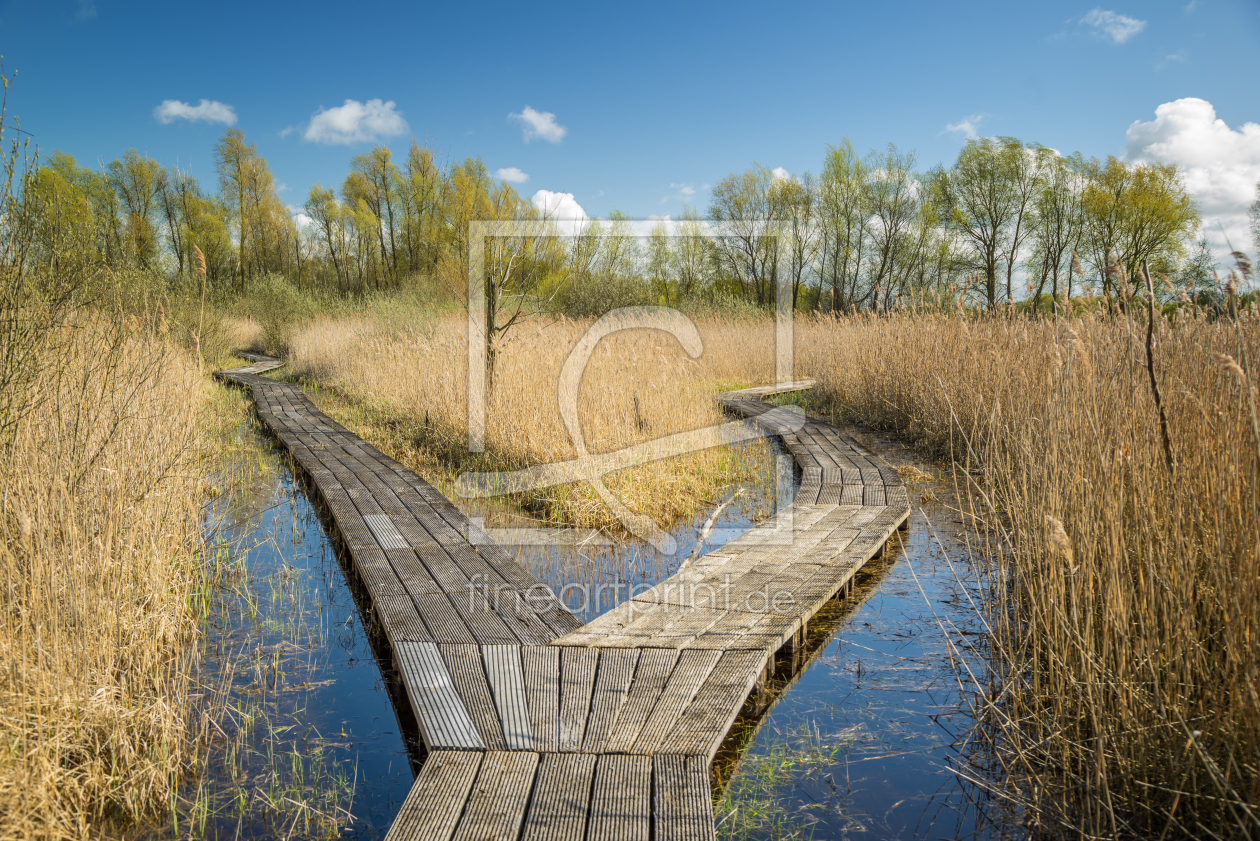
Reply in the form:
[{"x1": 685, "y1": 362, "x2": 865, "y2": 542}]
[
  {"x1": 185, "y1": 424, "x2": 1005, "y2": 840},
  {"x1": 187, "y1": 430, "x2": 421, "y2": 840},
  {"x1": 713, "y1": 429, "x2": 1006, "y2": 841}
]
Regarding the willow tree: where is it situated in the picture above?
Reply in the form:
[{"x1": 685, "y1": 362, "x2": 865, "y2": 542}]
[{"x1": 1081, "y1": 156, "x2": 1199, "y2": 301}]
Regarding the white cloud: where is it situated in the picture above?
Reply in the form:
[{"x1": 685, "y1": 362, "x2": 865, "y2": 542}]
[
  {"x1": 1081, "y1": 9, "x2": 1147, "y2": 43},
  {"x1": 510, "y1": 106, "x2": 567, "y2": 143},
  {"x1": 495, "y1": 167, "x2": 529, "y2": 184},
  {"x1": 532, "y1": 189, "x2": 588, "y2": 235},
  {"x1": 943, "y1": 114, "x2": 984, "y2": 140},
  {"x1": 1125, "y1": 98, "x2": 1260, "y2": 257},
  {"x1": 662, "y1": 182, "x2": 702, "y2": 203},
  {"x1": 304, "y1": 99, "x2": 407, "y2": 145},
  {"x1": 647, "y1": 214, "x2": 672, "y2": 221},
  {"x1": 771, "y1": 167, "x2": 791, "y2": 180},
  {"x1": 75, "y1": 0, "x2": 96, "y2": 21},
  {"x1": 292, "y1": 211, "x2": 314, "y2": 230},
  {"x1": 1184, "y1": 0, "x2": 1197, "y2": 12},
  {"x1": 153, "y1": 99, "x2": 238, "y2": 126}
]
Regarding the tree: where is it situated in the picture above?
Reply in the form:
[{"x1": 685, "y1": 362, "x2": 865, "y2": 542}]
[
  {"x1": 1028, "y1": 151, "x2": 1085, "y2": 313},
  {"x1": 708, "y1": 164, "x2": 779, "y2": 307},
  {"x1": 305, "y1": 185, "x2": 349, "y2": 292},
  {"x1": 930, "y1": 137, "x2": 1030, "y2": 308},
  {"x1": 865, "y1": 144, "x2": 922, "y2": 310},
  {"x1": 106, "y1": 150, "x2": 165, "y2": 269},
  {"x1": 817, "y1": 139, "x2": 869, "y2": 311},
  {"x1": 770, "y1": 171, "x2": 818, "y2": 310},
  {"x1": 1080, "y1": 156, "x2": 1200, "y2": 302}
]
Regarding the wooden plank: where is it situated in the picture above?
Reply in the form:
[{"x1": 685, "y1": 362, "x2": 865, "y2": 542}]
[
  {"x1": 522, "y1": 646, "x2": 560, "y2": 753},
  {"x1": 581, "y1": 648, "x2": 639, "y2": 753},
  {"x1": 376, "y1": 595, "x2": 433, "y2": 642},
  {"x1": 520, "y1": 753, "x2": 597, "y2": 841},
  {"x1": 586, "y1": 754, "x2": 651, "y2": 841},
  {"x1": 558, "y1": 647, "x2": 599, "y2": 752},
  {"x1": 383, "y1": 751, "x2": 482, "y2": 841},
  {"x1": 452, "y1": 751, "x2": 539, "y2": 841},
  {"x1": 863, "y1": 484, "x2": 887, "y2": 506},
  {"x1": 634, "y1": 650, "x2": 722, "y2": 753},
  {"x1": 412, "y1": 593, "x2": 478, "y2": 645},
  {"x1": 385, "y1": 548, "x2": 444, "y2": 595},
  {"x1": 439, "y1": 644, "x2": 507, "y2": 750},
  {"x1": 653, "y1": 754, "x2": 715, "y2": 841},
  {"x1": 363, "y1": 513, "x2": 410, "y2": 550},
  {"x1": 602, "y1": 649, "x2": 679, "y2": 754},
  {"x1": 395, "y1": 641, "x2": 484, "y2": 750},
  {"x1": 662, "y1": 650, "x2": 767, "y2": 759},
  {"x1": 483, "y1": 645, "x2": 533, "y2": 750}
]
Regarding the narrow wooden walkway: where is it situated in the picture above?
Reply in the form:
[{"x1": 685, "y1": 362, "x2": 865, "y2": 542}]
[{"x1": 216, "y1": 356, "x2": 910, "y2": 841}]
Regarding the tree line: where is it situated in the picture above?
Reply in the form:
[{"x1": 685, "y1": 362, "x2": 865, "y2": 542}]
[{"x1": 17, "y1": 126, "x2": 1236, "y2": 315}]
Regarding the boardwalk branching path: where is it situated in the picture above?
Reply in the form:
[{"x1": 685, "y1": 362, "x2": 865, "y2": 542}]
[{"x1": 216, "y1": 354, "x2": 911, "y2": 841}]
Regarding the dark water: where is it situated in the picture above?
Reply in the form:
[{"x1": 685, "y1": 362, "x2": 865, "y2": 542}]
[
  {"x1": 713, "y1": 429, "x2": 1005, "y2": 841},
  {"x1": 178, "y1": 423, "x2": 1004, "y2": 840}
]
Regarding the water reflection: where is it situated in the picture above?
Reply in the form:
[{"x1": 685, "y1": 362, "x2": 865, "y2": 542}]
[{"x1": 712, "y1": 428, "x2": 1004, "y2": 841}]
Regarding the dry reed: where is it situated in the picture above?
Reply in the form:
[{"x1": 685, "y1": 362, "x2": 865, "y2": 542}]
[
  {"x1": 796, "y1": 307, "x2": 1260, "y2": 838},
  {"x1": 286, "y1": 309, "x2": 778, "y2": 531},
  {"x1": 0, "y1": 318, "x2": 214, "y2": 839}
]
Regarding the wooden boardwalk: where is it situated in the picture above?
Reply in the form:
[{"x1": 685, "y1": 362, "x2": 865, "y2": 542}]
[{"x1": 216, "y1": 356, "x2": 911, "y2": 841}]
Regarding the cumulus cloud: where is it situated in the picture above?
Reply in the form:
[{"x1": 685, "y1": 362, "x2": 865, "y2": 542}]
[
  {"x1": 1125, "y1": 98, "x2": 1260, "y2": 257},
  {"x1": 647, "y1": 214, "x2": 672, "y2": 221},
  {"x1": 304, "y1": 99, "x2": 408, "y2": 145},
  {"x1": 510, "y1": 106, "x2": 567, "y2": 143},
  {"x1": 532, "y1": 189, "x2": 588, "y2": 235},
  {"x1": 1081, "y1": 9, "x2": 1146, "y2": 43},
  {"x1": 943, "y1": 114, "x2": 985, "y2": 140},
  {"x1": 495, "y1": 167, "x2": 529, "y2": 184},
  {"x1": 153, "y1": 99, "x2": 238, "y2": 125}
]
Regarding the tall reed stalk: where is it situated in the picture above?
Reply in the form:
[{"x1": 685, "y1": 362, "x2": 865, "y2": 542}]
[{"x1": 797, "y1": 307, "x2": 1259, "y2": 838}]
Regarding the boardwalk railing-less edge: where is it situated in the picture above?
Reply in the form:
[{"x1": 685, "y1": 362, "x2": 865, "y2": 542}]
[{"x1": 215, "y1": 352, "x2": 911, "y2": 841}]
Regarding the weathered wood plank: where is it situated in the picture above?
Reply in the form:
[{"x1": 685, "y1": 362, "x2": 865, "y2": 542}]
[
  {"x1": 581, "y1": 648, "x2": 638, "y2": 753},
  {"x1": 653, "y1": 754, "x2": 715, "y2": 841},
  {"x1": 520, "y1": 753, "x2": 597, "y2": 841},
  {"x1": 523, "y1": 646, "x2": 560, "y2": 753},
  {"x1": 602, "y1": 649, "x2": 679, "y2": 754},
  {"x1": 452, "y1": 751, "x2": 539, "y2": 841},
  {"x1": 383, "y1": 751, "x2": 482, "y2": 841},
  {"x1": 558, "y1": 647, "x2": 599, "y2": 752},
  {"x1": 439, "y1": 644, "x2": 507, "y2": 750},
  {"x1": 395, "y1": 641, "x2": 484, "y2": 751},
  {"x1": 634, "y1": 650, "x2": 722, "y2": 753},
  {"x1": 586, "y1": 754, "x2": 651, "y2": 841},
  {"x1": 483, "y1": 645, "x2": 533, "y2": 750}
]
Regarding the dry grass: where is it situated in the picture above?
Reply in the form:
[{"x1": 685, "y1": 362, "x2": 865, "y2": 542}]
[
  {"x1": 287, "y1": 308, "x2": 778, "y2": 531},
  {"x1": 0, "y1": 317, "x2": 216, "y2": 839},
  {"x1": 796, "y1": 307, "x2": 1260, "y2": 838}
]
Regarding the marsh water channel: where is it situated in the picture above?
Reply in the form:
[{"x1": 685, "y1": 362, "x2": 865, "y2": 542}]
[{"x1": 167, "y1": 413, "x2": 1008, "y2": 840}]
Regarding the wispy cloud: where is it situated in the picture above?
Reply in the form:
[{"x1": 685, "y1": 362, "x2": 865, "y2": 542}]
[
  {"x1": 495, "y1": 167, "x2": 529, "y2": 184},
  {"x1": 1183, "y1": 0, "x2": 1198, "y2": 12},
  {"x1": 153, "y1": 99, "x2": 238, "y2": 125},
  {"x1": 303, "y1": 99, "x2": 407, "y2": 145},
  {"x1": 75, "y1": 0, "x2": 96, "y2": 21},
  {"x1": 1081, "y1": 8, "x2": 1147, "y2": 43},
  {"x1": 661, "y1": 182, "x2": 702, "y2": 204},
  {"x1": 510, "y1": 106, "x2": 566, "y2": 143},
  {"x1": 942, "y1": 114, "x2": 985, "y2": 140}
]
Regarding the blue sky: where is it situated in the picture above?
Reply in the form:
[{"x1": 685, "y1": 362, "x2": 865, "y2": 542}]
[{"x1": 2, "y1": 0, "x2": 1258, "y2": 252}]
